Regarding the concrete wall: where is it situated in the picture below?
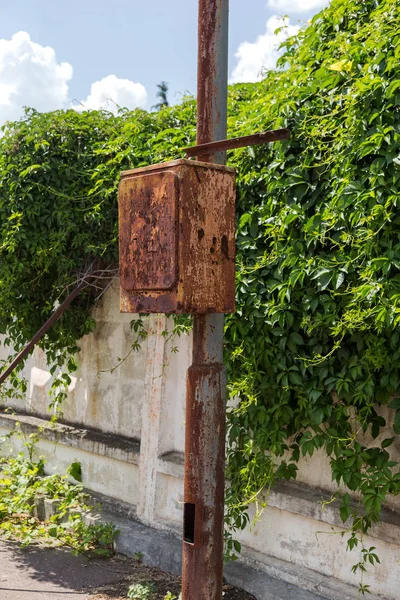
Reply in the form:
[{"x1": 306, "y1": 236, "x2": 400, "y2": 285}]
[{"x1": 0, "y1": 281, "x2": 399, "y2": 599}]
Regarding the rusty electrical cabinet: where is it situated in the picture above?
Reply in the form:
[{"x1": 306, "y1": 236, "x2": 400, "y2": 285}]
[{"x1": 119, "y1": 159, "x2": 236, "y2": 314}]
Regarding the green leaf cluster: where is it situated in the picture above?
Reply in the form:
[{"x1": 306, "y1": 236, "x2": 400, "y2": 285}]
[
  {"x1": 128, "y1": 583, "x2": 155, "y2": 600},
  {"x1": 0, "y1": 428, "x2": 117, "y2": 555}
]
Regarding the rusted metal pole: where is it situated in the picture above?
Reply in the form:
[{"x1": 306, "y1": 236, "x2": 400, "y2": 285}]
[{"x1": 182, "y1": 1, "x2": 229, "y2": 599}]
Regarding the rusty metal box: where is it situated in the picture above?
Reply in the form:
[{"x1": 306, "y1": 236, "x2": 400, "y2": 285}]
[{"x1": 119, "y1": 159, "x2": 236, "y2": 314}]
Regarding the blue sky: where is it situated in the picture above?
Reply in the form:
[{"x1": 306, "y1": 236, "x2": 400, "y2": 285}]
[{"x1": 0, "y1": 0, "x2": 330, "y2": 123}]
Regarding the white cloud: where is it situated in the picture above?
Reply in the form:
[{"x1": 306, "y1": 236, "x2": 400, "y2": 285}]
[
  {"x1": 77, "y1": 74, "x2": 147, "y2": 114},
  {"x1": 0, "y1": 31, "x2": 73, "y2": 123},
  {"x1": 231, "y1": 16, "x2": 300, "y2": 83},
  {"x1": 0, "y1": 31, "x2": 148, "y2": 126},
  {"x1": 267, "y1": 0, "x2": 329, "y2": 13}
]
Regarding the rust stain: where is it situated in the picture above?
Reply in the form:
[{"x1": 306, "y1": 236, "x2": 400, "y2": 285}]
[
  {"x1": 182, "y1": 364, "x2": 226, "y2": 599},
  {"x1": 119, "y1": 170, "x2": 178, "y2": 292},
  {"x1": 196, "y1": 0, "x2": 220, "y2": 161},
  {"x1": 119, "y1": 159, "x2": 236, "y2": 315}
]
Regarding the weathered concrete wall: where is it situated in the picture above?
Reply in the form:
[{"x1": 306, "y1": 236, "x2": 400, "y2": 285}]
[
  {"x1": 0, "y1": 282, "x2": 399, "y2": 600},
  {"x1": 0, "y1": 281, "x2": 146, "y2": 440}
]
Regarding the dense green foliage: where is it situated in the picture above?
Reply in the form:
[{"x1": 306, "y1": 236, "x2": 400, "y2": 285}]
[
  {"x1": 0, "y1": 104, "x2": 195, "y2": 404},
  {"x1": 1, "y1": 0, "x2": 400, "y2": 580},
  {"x1": 225, "y1": 0, "x2": 400, "y2": 565}
]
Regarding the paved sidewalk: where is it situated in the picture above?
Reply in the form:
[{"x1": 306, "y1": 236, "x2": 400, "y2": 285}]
[{"x1": 0, "y1": 541, "x2": 128, "y2": 600}]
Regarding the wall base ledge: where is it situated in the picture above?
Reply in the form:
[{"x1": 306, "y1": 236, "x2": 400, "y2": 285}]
[
  {"x1": 157, "y1": 451, "x2": 400, "y2": 547},
  {"x1": 0, "y1": 410, "x2": 140, "y2": 465},
  {"x1": 269, "y1": 479, "x2": 400, "y2": 546}
]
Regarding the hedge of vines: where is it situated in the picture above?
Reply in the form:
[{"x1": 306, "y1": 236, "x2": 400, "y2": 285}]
[
  {"x1": 225, "y1": 0, "x2": 400, "y2": 550},
  {"x1": 1, "y1": 0, "x2": 400, "y2": 578}
]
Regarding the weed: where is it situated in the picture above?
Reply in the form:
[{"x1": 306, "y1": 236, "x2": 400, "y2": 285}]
[{"x1": 127, "y1": 582, "x2": 155, "y2": 600}]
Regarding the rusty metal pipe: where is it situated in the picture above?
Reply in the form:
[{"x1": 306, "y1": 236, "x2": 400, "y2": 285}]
[
  {"x1": 184, "y1": 128, "x2": 290, "y2": 158},
  {"x1": 196, "y1": 0, "x2": 229, "y2": 163},
  {"x1": 182, "y1": 1, "x2": 229, "y2": 599},
  {"x1": 0, "y1": 283, "x2": 86, "y2": 386}
]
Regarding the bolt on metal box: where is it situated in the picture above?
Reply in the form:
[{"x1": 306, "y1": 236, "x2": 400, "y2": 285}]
[{"x1": 119, "y1": 158, "x2": 236, "y2": 314}]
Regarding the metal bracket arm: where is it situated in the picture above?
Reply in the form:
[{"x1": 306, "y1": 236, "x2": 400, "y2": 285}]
[{"x1": 184, "y1": 128, "x2": 290, "y2": 158}]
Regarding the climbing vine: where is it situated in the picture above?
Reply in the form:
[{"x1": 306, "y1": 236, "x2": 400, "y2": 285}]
[
  {"x1": 224, "y1": 0, "x2": 400, "y2": 584},
  {"x1": 0, "y1": 0, "x2": 400, "y2": 588}
]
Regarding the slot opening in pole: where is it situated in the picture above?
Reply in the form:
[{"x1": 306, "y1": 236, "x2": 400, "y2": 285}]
[{"x1": 183, "y1": 502, "x2": 196, "y2": 544}]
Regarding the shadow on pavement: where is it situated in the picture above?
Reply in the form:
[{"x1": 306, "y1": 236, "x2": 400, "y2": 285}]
[{"x1": 0, "y1": 540, "x2": 129, "y2": 596}]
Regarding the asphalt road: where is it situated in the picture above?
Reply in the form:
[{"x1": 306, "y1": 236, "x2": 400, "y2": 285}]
[{"x1": 0, "y1": 540, "x2": 128, "y2": 600}]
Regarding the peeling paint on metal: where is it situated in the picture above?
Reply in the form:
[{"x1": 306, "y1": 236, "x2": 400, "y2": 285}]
[{"x1": 119, "y1": 159, "x2": 236, "y2": 315}]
